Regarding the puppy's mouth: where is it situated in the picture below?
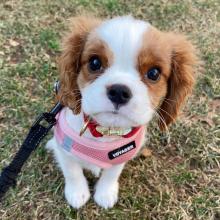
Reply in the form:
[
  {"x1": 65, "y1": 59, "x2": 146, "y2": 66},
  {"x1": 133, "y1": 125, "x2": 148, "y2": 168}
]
[{"x1": 80, "y1": 113, "x2": 140, "y2": 138}]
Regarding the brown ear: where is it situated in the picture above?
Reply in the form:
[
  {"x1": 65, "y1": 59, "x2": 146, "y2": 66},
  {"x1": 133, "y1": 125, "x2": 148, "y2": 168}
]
[
  {"x1": 158, "y1": 34, "x2": 198, "y2": 130},
  {"x1": 57, "y1": 16, "x2": 101, "y2": 114}
]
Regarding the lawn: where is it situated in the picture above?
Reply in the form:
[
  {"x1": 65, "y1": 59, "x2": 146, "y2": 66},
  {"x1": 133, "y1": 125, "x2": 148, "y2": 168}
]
[{"x1": 0, "y1": 0, "x2": 219, "y2": 219}]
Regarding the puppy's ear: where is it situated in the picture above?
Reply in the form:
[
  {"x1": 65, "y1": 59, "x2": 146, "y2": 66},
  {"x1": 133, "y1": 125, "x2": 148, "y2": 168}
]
[
  {"x1": 57, "y1": 16, "x2": 101, "y2": 114},
  {"x1": 158, "y1": 34, "x2": 198, "y2": 130}
]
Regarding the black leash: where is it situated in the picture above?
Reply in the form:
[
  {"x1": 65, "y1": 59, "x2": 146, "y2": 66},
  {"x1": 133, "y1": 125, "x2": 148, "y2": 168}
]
[{"x1": 0, "y1": 83, "x2": 63, "y2": 201}]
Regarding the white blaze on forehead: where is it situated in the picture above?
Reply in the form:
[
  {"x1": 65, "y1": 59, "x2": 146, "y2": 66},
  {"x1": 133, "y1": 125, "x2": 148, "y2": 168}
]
[{"x1": 95, "y1": 16, "x2": 150, "y2": 69}]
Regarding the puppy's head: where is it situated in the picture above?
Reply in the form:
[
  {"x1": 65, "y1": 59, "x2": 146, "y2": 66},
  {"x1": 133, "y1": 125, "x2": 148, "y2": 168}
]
[{"x1": 58, "y1": 16, "x2": 197, "y2": 130}]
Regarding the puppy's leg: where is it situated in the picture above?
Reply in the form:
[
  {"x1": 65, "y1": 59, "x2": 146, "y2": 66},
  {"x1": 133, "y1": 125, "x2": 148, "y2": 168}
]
[
  {"x1": 47, "y1": 137, "x2": 90, "y2": 209},
  {"x1": 94, "y1": 163, "x2": 124, "y2": 209}
]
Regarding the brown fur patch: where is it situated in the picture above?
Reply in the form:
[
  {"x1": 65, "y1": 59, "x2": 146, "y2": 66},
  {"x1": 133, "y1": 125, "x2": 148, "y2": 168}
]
[
  {"x1": 138, "y1": 27, "x2": 198, "y2": 130},
  {"x1": 138, "y1": 27, "x2": 172, "y2": 109},
  {"x1": 158, "y1": 32, "x2": 197, "y2": 130},
  {"x1": 79, "y1": 35, "x2": 114, "y2": 85},
  {"x1": 57, "y1": 16, "x2": 101, "y2": 114}
]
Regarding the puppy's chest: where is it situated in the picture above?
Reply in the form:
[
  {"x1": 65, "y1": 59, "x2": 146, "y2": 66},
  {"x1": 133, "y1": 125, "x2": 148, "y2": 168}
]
[{"x1": 54, "y1": 109, "x2": 146, "y2": 169}]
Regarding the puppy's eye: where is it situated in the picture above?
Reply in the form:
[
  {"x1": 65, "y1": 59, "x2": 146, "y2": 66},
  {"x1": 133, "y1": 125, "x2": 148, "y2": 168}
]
[
  {"x1": 88, "y1": 56, "x2": 102, "y2": 72},
  {"x1": 145, "y1": 68, "x2": 161, "y2": 82}
]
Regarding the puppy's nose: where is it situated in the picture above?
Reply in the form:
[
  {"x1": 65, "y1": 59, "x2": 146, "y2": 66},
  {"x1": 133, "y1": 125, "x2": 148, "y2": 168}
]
[{"x1": 107, "y1": 84, "x2": 132, "y2": 108}]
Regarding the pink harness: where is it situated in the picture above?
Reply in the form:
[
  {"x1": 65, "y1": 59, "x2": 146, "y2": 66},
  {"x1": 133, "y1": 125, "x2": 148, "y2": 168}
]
[{"x1": 54, "y1": 110, "x2": 145, "y2": 168}]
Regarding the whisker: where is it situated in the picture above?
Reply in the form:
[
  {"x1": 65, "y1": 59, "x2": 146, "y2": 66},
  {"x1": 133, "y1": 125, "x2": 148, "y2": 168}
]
[
  {"x1": 157, "y1": 107, "x2": 176, "y2": 122},
  {"x1": 154, "y1": 111, "x2": 171, "y2": 142}
]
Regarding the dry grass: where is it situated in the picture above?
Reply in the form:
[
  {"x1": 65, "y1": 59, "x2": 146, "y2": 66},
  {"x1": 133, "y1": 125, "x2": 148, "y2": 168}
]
[{"x1": 0, "y1": 0, "x2": 219, "y2": 219}]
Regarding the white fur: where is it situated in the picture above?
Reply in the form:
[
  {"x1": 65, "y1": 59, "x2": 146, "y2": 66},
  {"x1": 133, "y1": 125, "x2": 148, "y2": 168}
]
[
  {"x1": 47, "y1": 16, "x2": 154, "y2": 209},
  {"x1": 94, "y1": 163, "x2": 124, "y2": 208},
  {"x1": 46, "y1": 137, "x2": 91, "y2": 208},
  {"x1": 96, "y1": 16, "x2": 150, "y2": 68}
]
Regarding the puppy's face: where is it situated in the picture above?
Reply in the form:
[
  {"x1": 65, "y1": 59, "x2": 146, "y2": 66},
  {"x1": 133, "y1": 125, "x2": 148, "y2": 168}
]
[{"x1": 58, "y1": 16, "x2": 197, "y2": 130}]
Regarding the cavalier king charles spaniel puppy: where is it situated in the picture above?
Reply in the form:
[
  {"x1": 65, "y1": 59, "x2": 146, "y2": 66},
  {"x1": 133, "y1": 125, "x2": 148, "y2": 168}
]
[{"x1": 46, "y1": 16, "x2": 197, "y2": 209}]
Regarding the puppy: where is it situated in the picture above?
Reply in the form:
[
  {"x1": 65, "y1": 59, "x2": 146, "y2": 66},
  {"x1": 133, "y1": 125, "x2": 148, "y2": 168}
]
[{"x1": 46, "y1": 16, "x2": 197, "y2": 209}]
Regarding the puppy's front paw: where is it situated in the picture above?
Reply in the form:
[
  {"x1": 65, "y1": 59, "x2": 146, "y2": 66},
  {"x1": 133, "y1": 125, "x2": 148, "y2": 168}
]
[
  {"x1": 64, "y1": 183, "x2": 90, "y2": 209},
  {"x1": 94, "y1": 182, "x2": 119, "y2": 209}
]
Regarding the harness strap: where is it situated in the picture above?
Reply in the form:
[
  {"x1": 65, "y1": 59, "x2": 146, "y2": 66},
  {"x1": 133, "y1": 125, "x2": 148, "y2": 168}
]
[{"x1": 0, "y1": 102, "x2": 63, "y2": 200}]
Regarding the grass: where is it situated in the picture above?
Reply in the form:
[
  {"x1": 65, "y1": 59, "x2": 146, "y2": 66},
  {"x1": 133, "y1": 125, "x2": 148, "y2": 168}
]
[{"x1": 0, "y1": 0, "x2": 219, "y2": 219}]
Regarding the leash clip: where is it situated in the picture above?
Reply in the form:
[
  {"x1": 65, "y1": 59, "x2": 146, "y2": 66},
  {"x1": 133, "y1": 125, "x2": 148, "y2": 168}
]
[
  {"x1": 54, "y1": 80, "x2": 60, "y2": 95},
  {"x1": 32, "y1": 112, "x2": 57, "y2": 130},
  {"x1": 30, "y1": 80, "x2": 60, "y2": 130}
]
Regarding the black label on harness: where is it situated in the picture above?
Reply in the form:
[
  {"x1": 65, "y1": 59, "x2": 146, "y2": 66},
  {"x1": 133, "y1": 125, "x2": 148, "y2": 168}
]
[{"x1": 108, "y1": 141, "x2": 136, "y2": 160}]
